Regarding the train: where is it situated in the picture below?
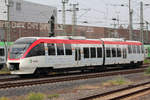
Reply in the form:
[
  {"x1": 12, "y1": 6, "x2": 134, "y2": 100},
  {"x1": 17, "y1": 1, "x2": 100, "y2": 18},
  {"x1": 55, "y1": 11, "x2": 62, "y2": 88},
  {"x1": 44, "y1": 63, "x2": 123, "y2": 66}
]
[
  {"x1": 144, "y1": 43, "x2": 150, "y2": 59},
  {"x1": 0, "y1": 42, "x2": 13, "y2": 69},
  {"x1": 7, "y1": 36, "x2": 144, "y2": 76}
]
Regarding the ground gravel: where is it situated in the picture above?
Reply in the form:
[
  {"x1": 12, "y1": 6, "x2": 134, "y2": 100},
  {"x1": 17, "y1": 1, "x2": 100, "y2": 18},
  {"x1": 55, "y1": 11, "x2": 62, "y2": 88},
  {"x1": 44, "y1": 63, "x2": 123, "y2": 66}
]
[{"x1": 0, "y1": 72, "x2": 149, "y2": 100}]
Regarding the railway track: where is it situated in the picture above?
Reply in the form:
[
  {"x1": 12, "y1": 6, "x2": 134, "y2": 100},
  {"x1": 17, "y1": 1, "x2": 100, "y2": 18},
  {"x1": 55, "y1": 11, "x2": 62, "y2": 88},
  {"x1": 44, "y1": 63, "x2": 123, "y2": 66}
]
[
  {"x1": 79, "y1": 80, "x2": 150, "y2": 100},
  {"x1": 0, "y1": 63, "x2": 149, "y2": 83},
  {"x1": 0, "y1": 65, "x2": 148, "y2": 90}
]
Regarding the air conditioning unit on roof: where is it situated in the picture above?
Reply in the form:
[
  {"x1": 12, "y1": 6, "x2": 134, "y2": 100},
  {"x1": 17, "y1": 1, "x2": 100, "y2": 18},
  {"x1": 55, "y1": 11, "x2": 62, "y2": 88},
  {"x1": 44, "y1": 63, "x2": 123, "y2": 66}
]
[
  {"x1": 55, "y1": 36, "x2": 86, "y2": 40},
  {"x1": 101, "y1": 38, "x2": 124, "y2": 41}
]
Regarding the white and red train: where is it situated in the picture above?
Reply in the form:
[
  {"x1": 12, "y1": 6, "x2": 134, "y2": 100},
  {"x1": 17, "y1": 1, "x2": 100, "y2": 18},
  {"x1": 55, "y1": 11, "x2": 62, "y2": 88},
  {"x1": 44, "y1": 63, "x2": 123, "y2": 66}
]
[{"x1": 7, "y1": 36, "x2": 144, "y2": 75}]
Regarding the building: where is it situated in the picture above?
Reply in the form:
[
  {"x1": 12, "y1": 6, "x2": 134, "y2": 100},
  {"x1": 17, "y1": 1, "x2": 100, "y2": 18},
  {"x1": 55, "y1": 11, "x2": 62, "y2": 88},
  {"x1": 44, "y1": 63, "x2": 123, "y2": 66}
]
[
  {"x1": 0, "y1": 0, "x2": 149, "y2": 43},
  {"x1": 56, "y1": 24, "x2": 150, "y2": 43},
  {"x1": 0, "y1": 0, "x2": 57, "y2": 41},
  {"x1": 0, "y1": 0, "x2": 57, "y2": 23}
]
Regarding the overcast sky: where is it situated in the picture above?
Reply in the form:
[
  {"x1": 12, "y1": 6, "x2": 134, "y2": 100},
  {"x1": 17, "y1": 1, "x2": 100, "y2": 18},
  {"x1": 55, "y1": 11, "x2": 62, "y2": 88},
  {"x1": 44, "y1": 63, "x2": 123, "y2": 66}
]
[{"x1": 25, "y1": 0, "x2": 150, "y2": 29}]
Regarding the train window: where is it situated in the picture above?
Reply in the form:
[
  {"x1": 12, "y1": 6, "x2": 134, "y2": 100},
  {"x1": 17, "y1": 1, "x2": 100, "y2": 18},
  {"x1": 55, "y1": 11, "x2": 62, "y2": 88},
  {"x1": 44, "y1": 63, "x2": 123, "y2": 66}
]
[
  {"x1": 106, "y1": 48, "x2": 111, "y2": 57},
  {"x1": 128, "y1": 45, "x2": 132, "y2": 54},
  {"x1": 125, "y1": 48, "x2": 127, "y2": 58},
  {"x1": 123, "y1": 48, "x2": 127, "y2": 58},
  {"x1": 65, "y1": 44, "x2": 72, "y2": 55},
  {"x1": 56, "y1": 44, "x2": 64, "y2": 55},
  {"x1": 0, "y1": 48, "x2": 4, "y2": 56},
  {"x1": 47, "y1": 43, "x2": 55, "y2": 55},
  {"x1": 112, "y1": 48, "x2": 116, "y2": 57},
  {"x1": 133, "y1": 45, "x2": 136, "y2": 53},
  {"x1": 137, "y1": 46, "x2": 140, "y2": 54},
  {"x1": 141, "y1": 45, "x2": 144, "y2": 53},
  {"x1": 90, "y1": 47, "x2": 96, "y2": 58},
  {"x1": 117, "y1": 48, "x2": 121, "y2": 57},
  {"x1": 83, "y1": 48, "x2": 89, "y2": 58},
  {"x1": 26, "y1": 43, "x2": 45, "y2": 57},
  {"x1": 97, "y1": 47, "x2": 102, "y2": 58}
]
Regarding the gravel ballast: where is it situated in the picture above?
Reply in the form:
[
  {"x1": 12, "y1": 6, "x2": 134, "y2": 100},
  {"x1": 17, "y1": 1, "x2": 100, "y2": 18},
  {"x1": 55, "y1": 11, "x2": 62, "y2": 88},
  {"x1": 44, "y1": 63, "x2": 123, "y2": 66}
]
[{"x1": 0, "y1": 72, "x2": 149, "y2": 100}]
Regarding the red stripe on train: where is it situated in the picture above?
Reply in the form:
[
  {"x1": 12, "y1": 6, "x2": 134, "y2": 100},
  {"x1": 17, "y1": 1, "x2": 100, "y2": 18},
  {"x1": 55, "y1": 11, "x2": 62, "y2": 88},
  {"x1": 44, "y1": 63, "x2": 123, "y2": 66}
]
[{"x1": 8, "y1": 39, "x2": 142, "y2": 60}]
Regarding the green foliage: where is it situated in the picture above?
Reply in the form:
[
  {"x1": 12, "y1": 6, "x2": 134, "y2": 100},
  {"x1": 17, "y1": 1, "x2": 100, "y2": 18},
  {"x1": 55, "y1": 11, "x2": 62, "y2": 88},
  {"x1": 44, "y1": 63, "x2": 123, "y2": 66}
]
[
  {"x1": 26, "y1": 92, "x2": 45, "y2": 100},
  {"x1": 0, "y1": 66, "x2": 10, "y2": 74},
  {"x1": 0, "y1": 97, "x2": 10, "y2": 100},
  {"x1": 48, "y1": 94, "x2": 59, "y2": 99},
  {"x1": 144, "y1": 59, "x2": 150, "y2": 64},
  {"x1": 145, "y1": 66, "x2": 150, "y2": 75},
  {"x1": 102, "y1": 76, "x2": 131, "y2": 86}
]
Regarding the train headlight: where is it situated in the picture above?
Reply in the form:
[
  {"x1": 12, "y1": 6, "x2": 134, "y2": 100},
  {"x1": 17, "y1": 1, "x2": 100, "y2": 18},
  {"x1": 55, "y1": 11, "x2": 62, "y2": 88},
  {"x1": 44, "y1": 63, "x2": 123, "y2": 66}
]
[
  {"x1": 0, "y1": 58, "x2": 4, "y2": 62},
  {"x1": 9, "y1": 65, "x2": 14, "y2": 71}
]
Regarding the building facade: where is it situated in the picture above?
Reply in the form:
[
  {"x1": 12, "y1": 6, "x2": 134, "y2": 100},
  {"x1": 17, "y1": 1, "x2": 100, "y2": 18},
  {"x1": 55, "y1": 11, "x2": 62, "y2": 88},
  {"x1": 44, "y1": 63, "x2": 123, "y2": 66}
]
[
  {"x1": 0, "y1": 0, "x2": 57, "y2": 41},
  {"x1": 0, "y1": 0, "x2": 57, "y2": 23},
  {"x1": 0, "y1": 0, "x2": 149, "y2": 43}
]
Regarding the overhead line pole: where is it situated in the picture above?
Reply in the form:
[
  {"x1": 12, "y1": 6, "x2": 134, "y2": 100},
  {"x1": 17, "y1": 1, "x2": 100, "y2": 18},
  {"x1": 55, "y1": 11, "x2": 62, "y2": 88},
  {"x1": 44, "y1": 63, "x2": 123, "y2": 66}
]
[
  {"x1": 146, "y1": 21, "x2": 149, "y2": 43},
  {"x1": 71, "y1": 3, "x2": 78, "y2": 36},
  {"x1": 4, "y1": 0, "x2": 10, "y2": 61},
  {"x1": 140, "y1": 2, "x2": 144, "y2": 43},
  {"x1": 62, "y1": 0, "x2": 69, "y2": 36},
  {"x1": 129, "y1": 0, "x2": 133, "y2": 40},
  {"x1": 5, "y1": 0, "x2": 10, "y2": 42}
]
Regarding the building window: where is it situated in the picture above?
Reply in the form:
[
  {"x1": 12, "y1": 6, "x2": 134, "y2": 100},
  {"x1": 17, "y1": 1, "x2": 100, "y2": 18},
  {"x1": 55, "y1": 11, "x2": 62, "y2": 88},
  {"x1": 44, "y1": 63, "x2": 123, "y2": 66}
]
[
  {"x1": 9, "y1": 1, "x2": 14, "y2": 7},
  {"x1": 16, "y1": 2, "x2": 21, "y2": 11}
]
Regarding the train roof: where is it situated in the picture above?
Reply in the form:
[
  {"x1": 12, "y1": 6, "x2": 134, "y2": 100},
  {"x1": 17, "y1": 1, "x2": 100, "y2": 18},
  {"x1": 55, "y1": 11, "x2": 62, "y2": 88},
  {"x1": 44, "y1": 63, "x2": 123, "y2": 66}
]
[
  {"x1": 20, "y1": 36, "x2": 87, "y2": 40},
  {"x1": 18, "y1": 37, "x2": 142, "y2": 45}
]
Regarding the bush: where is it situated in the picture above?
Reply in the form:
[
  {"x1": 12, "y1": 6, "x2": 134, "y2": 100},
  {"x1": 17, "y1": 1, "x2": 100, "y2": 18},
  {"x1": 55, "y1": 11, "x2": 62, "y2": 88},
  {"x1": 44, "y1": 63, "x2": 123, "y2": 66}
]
[
  {"x1": 26, "y1": 92, "x2": 45, "y2": 100},
  {"x1": 0, "y1": 66, "x2": 10, "y2": 74},
  {"x1": 0, "y1": 97, "x2": 10, "y2": 100},
  {"x1": 145, "y1": 66, "x2": 150, "y2": 75},
  {"x1": 144, "y1": 59, "x2": 150, "y2": 64},
  {"x1": 102, "y1": 76, "x2": 131, "y2": 86},
  {"x1": 48, "y1": 94, "x2": 59, "y2": 99}
]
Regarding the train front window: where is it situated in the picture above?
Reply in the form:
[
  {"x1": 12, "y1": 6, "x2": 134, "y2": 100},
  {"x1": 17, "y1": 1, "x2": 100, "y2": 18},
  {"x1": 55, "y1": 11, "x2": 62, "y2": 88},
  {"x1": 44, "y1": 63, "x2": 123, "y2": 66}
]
[
  {"x1": 9, "y1": 44, "x2": 30, "y2": 59},
  {"x1": 9, "y1": 38, "x2": 37, "y2": 59},
  {"x1": 0, "y1": 48, "x2": 4, "y2": 56},
  {"x1": 26, "y1": 43, "x2": 45, "y2": 57}
]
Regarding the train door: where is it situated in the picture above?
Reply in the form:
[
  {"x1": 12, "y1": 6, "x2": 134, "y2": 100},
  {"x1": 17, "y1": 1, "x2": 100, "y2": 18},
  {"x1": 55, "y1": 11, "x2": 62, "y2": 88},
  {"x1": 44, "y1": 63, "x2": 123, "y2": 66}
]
[
  {"x1": 105, "y1": 46, "x2": 113, "y2": 65},
  {"x1": 75, "y1": 48, "x2": 81, "y2": 65}
]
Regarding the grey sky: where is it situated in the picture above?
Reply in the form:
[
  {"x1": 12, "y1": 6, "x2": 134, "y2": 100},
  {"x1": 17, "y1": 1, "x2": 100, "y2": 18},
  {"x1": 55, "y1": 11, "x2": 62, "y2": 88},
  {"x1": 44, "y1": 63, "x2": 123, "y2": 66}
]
[{"x1": 25, "y1": 0, "x2": 150, "y2": 29}]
